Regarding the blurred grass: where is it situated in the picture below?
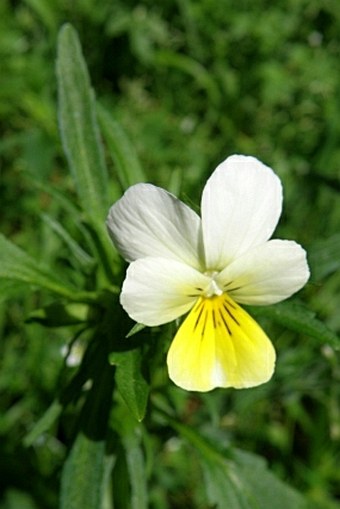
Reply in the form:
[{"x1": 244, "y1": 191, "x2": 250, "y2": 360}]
[{"x1": 1, "y1": 0, "x2": 340, "y2": 508}]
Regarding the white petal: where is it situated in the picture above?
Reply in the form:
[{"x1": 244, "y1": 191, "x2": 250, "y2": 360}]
[
  {"x1": 201, "y1": 155, "x2": 283, "y2": 270},
  {"x1": 216, "y1": 240, "x2": 310, "y2": 305},
  {"x1": 107, "y1": 184, "x2": 202, "y2": 269},
  {"x1": 120, "y1": 257, "x2": 210, "y2": 326}
]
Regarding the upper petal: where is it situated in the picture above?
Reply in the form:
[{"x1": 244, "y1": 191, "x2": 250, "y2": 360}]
[
  {"x1": 216, "y1": 239, "x2": 310, "y2": 305},
  {"x1": 107, "y1": 183, "x2": 202, "y2": 269},
  {"x1": 120, "y1": 257, "x2": 210, "y2": 326},
  {"x1": 201, "y1": 155, "x2": 283, "y2": 270}
]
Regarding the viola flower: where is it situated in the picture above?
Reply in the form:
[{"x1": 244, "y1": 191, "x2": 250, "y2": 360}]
[{"x1": 106, "y1": 155, "x2": 310, "y2": 392}]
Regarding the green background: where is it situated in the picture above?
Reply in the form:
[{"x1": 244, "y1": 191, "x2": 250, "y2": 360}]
[{"x1": 1, "y1": 1, "x2": 339, "y2": 508}]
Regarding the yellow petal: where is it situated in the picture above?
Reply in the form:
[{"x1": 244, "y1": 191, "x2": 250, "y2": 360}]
[{"x1": 167, "y1": 294, "x2": 276, "y2": 391}]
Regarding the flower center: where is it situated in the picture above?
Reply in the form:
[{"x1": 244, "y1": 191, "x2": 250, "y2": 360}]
[{"x1": 203, "y1": 270, "x2": 223, "y2": 298}]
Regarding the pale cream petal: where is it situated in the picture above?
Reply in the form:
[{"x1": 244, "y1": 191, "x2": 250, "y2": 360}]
[
  {"x1": 216, "y1": 240, "x2": 310, "y2": 305},
  {"x1": 120, "y1": 257, "x2": 210, "y2": 326},
  {"x1": 107, "y1": 183, "x2": 203, "y2": 269},
  {"x1": 167, "y1": 294, "x2": 276, "y2": 391},
  {"x1": 201, "y1": 155, "x2": 282, "y2": 270}
]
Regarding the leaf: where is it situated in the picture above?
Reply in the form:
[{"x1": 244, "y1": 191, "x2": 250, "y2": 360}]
[
  {"x1": 169, "y1": 419, "x2": 311, "y2": 509},
  {"x1": 0, "y1": 233, "x2": 93, "y2": 301},
  {"x1": 97, "y1": 104, "x2": 147, "y2": 190},
  {"x1": 125, "y1": 435, "x2": 147, "y2": 509},
  {"x1": 109, "y1": 347, "x2": 149, "y2": 422},
  {"x1": 56, "y1": 24, "x2": 109, "y2": 223},
  {"x1": 56, "y1": 24, "x2": 119, "y2": 278},
  {"x1": 232, "y1": 449, "x2": 313, "y2": 509},
  {"x1": 24, "y1": 400, "x2": 63, "y2": 447},
  {"x1": 203, "y1": 456, "x2": 254, "y2": 509},
  {"x1": 126, "y1": 322, "x2": 146, "y2": 338},
  {"x1": 60, "y1": 432, "x2": 109, "y2": 509},
  {"x1": 203, "y1": 448, "x2": 311, "y2": 509},
  {"x1": 112, "y1": 406, "x2": 148, "y2": 509},
  {"x1": 60, "y1": 339, "x2": 115, "y2": 509},
  {"x1": 41, "y1": 213, "x2": 96, "y2": 272},
  {"x1": 249, "y1": 300, "x2": 340, "y2": 350}
]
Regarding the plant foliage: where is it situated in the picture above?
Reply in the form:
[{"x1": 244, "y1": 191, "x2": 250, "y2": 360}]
[{"x1": 1, "y1": 3, "x2": 340, "y2": 508}]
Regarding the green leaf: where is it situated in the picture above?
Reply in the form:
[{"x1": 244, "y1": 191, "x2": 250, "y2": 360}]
[
  {"x1": 41, "y1": 213, "x2": 96, "y2": 272},
  {"x1": 56, "y1": 24, "x2": 109, "y2": 222},
  {"x1": 202, "y1": 448, "x2": 311, "y2": 509},
  {"x1": 125, "y1": 436, "x2": 147, "y2": 509},
  {"x1": 231, "y1": 449, "x2": 313, "y2": 509},
  {"x1": 112, "y1": 406, "x2": 148, "y2": 509},
  {"x1": 126, "y1": 322, "x2": 146, "y2": 338},
  {"x1": 109, "y1": 347, "x2": 149, "y2": 422},
  {"x1": 60, "y1": 433, "x2": 110, "y2": 509},
  {"x1": 169, "y1": 419, "x2": 311, "y2": 509},
  {"x1": 60, "y1": 339, "x2": 115, "y2": 509},
  {"x1": 249, "y1": 301, "x2": 340, "y2": 350},
  {"x1": 0, "y1": 233, "x2": 93, "y2": 302},
  {"x1": 56, "y1": 24, "x2": 119, "y2": 278},
  {"x1": 24, "y1": 400, "x2": 62, "y2": 447},
  {"x1": 97, "y1": 104, "x2": 147, "y2": 190}
]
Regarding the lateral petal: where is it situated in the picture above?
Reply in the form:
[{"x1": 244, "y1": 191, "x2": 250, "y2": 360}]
[
  {"x1": 120, "y1": 257, "x2": 210, "y2": 326},
  {"x1": 216, "y1": 239, "x2": 310, "y2": 305},
  {"x1": 107, "y1": 183, "x2": 202, "y2": 269},
  {"x1": 201, "y1": 155, "x2": 283, "y2": 270},
  {"x1": 167, "y1": 294, "x2": 276, "y2": 391}
]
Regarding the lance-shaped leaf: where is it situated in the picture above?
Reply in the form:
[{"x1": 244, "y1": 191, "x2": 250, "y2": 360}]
[
  {"x1": 111, "y1": 406, "x2": 148, "y2": 509},
  {"x1": 60, "y1": 340, "x2": 115, "y2": 509},
  {"x1": 57, "y1": 23, "x2": 120, "y2": 277},
  {"x1": 24, "y1": 401, "x2": 63, "y2": 447},
  {"x1": 60, "y1": 433, "x2": 110, "y2": 509},
  {"x1": 97, "y1": 104, "x2": 146, "y2": 190},
  {"x1": 56, "y1": 23, "x2": 109, "y2": 223},
  {"x1": 41, "y1": 213, "x2": 96, "y2": 272}
]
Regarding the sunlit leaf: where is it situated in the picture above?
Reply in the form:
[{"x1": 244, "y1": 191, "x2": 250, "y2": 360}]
[
  {"x1": 57, "y1": 23, "x2": 109, "y2": 223},
  {"x1": 56, "y1": 23, "x2": 119, "y2": 276}
]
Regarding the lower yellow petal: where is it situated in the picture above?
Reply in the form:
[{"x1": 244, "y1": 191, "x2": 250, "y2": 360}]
[{"x1": 166, "y1": 294, "x2": 276, "y2": 391}]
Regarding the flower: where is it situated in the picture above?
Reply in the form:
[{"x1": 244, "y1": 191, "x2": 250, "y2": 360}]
[{"x1": 106, "y1": 155, "x2": 310, "y2": 392}]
